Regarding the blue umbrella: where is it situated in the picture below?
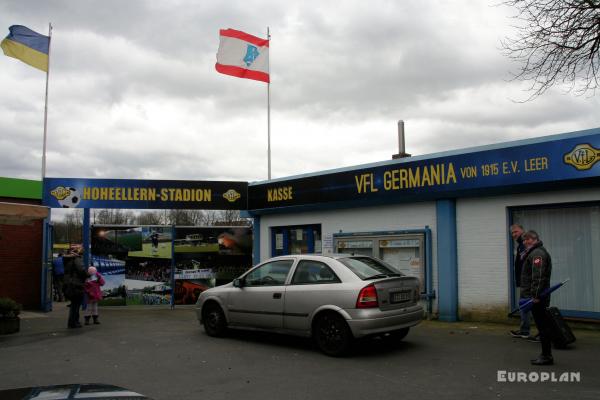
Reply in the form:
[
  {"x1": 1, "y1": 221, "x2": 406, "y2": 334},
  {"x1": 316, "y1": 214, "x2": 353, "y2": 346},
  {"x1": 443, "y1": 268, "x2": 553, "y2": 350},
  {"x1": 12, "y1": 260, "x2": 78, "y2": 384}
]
[{"x1": 508, "y1": 279, "x2": 570, "y2": 316}]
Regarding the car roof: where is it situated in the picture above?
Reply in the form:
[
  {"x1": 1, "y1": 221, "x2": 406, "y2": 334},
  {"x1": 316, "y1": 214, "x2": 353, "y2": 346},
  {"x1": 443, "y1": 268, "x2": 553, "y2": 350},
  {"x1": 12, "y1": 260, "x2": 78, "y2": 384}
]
[{"x1": 267, "y1": 253, "x2": 371, "y2": 261}]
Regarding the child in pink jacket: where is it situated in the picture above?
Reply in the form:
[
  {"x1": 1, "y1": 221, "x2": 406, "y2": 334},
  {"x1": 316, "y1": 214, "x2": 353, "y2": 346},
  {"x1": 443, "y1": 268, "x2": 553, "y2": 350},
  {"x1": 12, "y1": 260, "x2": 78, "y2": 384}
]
[{"x1": 84, "y1": 266, "x2": 105, "y2": 325}]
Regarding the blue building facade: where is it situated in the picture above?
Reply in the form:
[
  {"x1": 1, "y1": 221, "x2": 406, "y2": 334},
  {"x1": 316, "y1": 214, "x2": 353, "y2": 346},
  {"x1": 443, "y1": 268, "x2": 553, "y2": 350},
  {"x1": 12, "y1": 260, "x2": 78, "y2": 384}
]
[{"x1": 246, "y1": 128, "x2": 600, "y2": 322}]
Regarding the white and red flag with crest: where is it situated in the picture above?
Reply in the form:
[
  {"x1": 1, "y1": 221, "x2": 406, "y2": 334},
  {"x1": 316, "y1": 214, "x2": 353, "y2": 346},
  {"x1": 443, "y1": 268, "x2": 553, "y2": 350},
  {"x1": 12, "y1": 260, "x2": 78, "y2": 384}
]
[{"x1": 215, "y1": 28, "x2": 269, "y2": 83}]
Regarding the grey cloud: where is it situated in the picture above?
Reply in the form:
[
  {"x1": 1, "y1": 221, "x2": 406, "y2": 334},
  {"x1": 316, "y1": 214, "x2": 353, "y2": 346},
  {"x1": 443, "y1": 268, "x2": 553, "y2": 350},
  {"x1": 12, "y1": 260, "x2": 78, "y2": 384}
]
[{"x1": 0, "y1": 0, "x2": 598, "y2": 184}]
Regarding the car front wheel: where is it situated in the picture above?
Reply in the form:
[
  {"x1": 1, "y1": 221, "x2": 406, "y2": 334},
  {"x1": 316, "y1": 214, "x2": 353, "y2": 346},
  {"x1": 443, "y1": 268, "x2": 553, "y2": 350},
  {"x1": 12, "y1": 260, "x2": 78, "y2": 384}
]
[
  {"x1": 202, "y1": 303, "x2": 227, "y2": 337},
  {"x1": 314, "y1": 313, "x2": 353, "y2": 356}
]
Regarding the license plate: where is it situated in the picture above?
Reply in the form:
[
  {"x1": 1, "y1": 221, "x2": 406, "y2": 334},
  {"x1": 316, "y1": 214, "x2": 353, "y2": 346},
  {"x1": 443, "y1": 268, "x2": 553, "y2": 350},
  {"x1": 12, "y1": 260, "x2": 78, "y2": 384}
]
[{"x1": 390, "y1": 290, "x2": 411, "y2": 304}]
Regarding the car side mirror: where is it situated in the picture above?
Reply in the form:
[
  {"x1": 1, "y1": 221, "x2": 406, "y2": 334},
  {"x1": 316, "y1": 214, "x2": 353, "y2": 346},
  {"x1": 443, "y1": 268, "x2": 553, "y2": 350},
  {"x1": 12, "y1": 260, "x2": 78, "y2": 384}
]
[{"x1": 233, "y1": 278, "x2": 245, "y2": 288}]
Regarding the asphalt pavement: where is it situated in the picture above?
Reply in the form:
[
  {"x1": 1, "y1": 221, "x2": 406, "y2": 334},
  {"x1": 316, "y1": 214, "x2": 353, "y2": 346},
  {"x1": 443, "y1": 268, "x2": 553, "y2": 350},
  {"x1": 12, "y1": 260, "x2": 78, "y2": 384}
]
[{"x1": 1, "y1": 303, "x2": 599, "y2": 400}]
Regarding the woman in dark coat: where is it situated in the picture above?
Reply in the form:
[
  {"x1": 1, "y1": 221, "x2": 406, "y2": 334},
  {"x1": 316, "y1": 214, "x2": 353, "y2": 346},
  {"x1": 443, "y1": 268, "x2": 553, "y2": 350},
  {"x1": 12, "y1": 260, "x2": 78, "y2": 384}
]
[{"x1": 62, "y1": 250, "x2": 88, "y2": 329}]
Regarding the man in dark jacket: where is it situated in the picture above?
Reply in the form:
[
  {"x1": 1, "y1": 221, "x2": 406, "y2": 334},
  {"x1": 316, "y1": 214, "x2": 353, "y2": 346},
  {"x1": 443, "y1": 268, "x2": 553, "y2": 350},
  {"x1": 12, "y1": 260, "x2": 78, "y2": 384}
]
[
  {"x1": 521, "y1": 230, "x2": 554, "y2": 365},
  {"x1": 509, "y1": 224, "x2": 535, "y2": 339},
  {"x1": 62, "y1": 249, "x2": 88, "y2": 329}
]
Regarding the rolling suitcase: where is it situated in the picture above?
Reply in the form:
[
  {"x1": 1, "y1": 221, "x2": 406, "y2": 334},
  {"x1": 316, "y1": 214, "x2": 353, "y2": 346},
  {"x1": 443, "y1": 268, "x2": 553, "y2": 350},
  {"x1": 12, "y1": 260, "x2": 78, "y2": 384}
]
[{"x1": 546, "y1": 306, "x2": 576, "y2": 349}]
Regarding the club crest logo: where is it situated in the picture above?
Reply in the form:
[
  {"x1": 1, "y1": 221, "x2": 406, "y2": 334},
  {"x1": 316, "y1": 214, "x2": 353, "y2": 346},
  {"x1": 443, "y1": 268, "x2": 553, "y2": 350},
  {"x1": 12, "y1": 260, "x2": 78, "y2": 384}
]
[
  {"x1": 243, "y1": 45, "x2": 259, "y2": 67},
  {"x1": 50, "y1": 186, "x2": 72, "y2": 201},
  {"x1": 50, "y1": 186, "x2": 81, "y2": 208},
  {"x1": 223, "y1": 189, "x2": 241, "y2": 203},
  {"x1": 563, "y1": 143, "x2": 600, "y2": 171}
]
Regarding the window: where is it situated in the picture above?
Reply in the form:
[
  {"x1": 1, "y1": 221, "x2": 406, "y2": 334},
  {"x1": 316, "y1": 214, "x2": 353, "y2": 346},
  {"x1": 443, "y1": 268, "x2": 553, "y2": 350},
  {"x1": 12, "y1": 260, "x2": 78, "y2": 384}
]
[
  {"x1": 291, "y1": 260, "x2": 340, "y2": 285},
  {"x1": 379, "y1": 238, "x2": 424, "y2": 285},
  {"x1": 336, "y1": 240, "x2": 374, "y2": 256},
  {"x1": 290, "y1": 228, "x2": 308, "y2": 254},
  {"x1": 333, "y1": 232, "x2": 426, "y2": 290},
  {"x1": 244, "y1": 260, "x2": 294, "y2": 286},
  {"x1": 338, "y1": 256, "x2": 402, "y2": 280},
  {"x1": 271, "y1": 225, "x2": 322, "y2": 256}
]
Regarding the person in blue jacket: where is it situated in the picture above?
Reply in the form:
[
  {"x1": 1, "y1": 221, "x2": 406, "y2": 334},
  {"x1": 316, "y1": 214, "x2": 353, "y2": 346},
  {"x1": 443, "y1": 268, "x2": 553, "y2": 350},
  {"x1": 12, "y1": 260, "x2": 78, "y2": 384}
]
[{"x1": 52, "y1": 253, "x2": 65, "y2": 302}]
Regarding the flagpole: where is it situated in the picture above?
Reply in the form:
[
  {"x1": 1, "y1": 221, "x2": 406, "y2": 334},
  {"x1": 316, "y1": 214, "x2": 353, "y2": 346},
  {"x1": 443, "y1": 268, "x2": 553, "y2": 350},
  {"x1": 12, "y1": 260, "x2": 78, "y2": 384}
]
[
  {"x1": 41, "y1": 23, "x2": 53, "y2": 313},
  {"x1": 41, "y1": 22, "x2": 52, "y2": 179},
  {"x1": 267, "y1": 26, "x2": 271, "y2": 180}
]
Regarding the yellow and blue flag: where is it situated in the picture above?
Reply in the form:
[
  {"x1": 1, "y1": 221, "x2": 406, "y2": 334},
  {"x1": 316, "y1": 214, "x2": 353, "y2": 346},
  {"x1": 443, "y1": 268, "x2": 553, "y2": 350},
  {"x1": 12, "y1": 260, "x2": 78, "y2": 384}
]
[{"x1": 1, "y1": 25, "x2": 49, "y2": 72}]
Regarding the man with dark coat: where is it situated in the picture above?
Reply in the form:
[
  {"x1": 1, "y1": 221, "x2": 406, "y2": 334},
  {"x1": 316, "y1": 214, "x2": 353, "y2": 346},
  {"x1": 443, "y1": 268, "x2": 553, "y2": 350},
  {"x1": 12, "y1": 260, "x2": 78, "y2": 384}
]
[
  {"x1": 509, "y1": 224, "x2": 535, "y2": 338},
  {"x1": 62, "y1": 248, "x2": 88, "y2": 329},
  {"x1": 520, "y1": 230, "x2": 554, "y2": 365}
]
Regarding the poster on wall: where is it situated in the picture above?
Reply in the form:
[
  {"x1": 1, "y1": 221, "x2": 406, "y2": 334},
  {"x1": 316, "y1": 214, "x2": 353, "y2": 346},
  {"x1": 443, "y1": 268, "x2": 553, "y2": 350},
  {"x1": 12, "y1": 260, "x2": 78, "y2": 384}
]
[
  {"x1": 91, "y1": 226, "x2": 141, "y2": 306},
  {"x1": 128, "y1": 227, "x2": 172, "y2": 259},
  {"x1": 173, "y1": 226, "x2": 252, "y2": 305},
  {"x1": 126, "y1": 226, "x2": 173, "y2": 306},
  {"x1": 92, "y1": 225, "x2": 172, "y2": 306}
]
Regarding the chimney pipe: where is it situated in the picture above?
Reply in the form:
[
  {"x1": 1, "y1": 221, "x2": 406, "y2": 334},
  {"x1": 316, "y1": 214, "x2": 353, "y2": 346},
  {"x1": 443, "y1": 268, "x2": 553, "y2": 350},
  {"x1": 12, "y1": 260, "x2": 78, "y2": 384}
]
[
  {"x1": 398, "y1": 120, "x2": 405, "y2": 154},
  {"x1": 392, "y1": 120, "x2": 411, "y2": 159}
]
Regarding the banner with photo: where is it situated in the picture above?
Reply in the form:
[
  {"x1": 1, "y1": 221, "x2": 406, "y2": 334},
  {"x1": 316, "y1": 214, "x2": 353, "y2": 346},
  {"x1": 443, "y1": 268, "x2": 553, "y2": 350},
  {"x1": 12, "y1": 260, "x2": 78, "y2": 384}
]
[
  {"x1": 173, "y1": 226, "x2": 252, "y2": 305},
  {"x1": 91, "y1": 226, "x2": 142, "y2": 306},
  {"x1": 91, "y1": 225, "x2": 252, "y2": 306},
  {"x1": 92, "y1": 225, "x2": 172, "y2": 306}
]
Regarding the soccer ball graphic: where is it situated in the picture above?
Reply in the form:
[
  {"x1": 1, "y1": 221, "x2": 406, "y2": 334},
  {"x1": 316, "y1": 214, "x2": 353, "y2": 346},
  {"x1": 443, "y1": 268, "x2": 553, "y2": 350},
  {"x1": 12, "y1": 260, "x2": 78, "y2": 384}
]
[{"x1": 58, "y1": 187, "x2": 81, "y2": 208}]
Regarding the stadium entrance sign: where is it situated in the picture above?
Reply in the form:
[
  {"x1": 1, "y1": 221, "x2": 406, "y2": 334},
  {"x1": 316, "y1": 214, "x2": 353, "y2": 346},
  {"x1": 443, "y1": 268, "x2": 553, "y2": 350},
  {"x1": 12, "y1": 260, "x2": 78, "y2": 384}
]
[{"x1": 43, "y1": 178, "x2": 247, "y2": 210}]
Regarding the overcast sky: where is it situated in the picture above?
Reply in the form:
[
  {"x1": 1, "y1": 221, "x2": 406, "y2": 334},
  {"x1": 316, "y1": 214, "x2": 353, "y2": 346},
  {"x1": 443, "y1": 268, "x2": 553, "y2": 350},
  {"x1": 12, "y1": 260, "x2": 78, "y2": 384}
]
[{"x1": 1, "y1": 0, "x2": 599, "y2": 185}]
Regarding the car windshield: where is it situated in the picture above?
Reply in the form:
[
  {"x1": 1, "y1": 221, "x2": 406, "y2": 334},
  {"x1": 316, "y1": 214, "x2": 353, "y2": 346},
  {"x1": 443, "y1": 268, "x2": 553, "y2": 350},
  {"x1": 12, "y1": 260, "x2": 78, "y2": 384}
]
[{"x1": 338, "y1": 256, "x2": 402, "y2": 280}]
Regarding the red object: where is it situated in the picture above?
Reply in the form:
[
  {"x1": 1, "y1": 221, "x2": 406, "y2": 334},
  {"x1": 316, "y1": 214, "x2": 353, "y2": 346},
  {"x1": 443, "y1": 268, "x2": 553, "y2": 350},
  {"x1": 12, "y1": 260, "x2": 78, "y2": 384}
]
[
  {"x1": 85, "y1": 273, "x2": 105, "y2": 302},
  {"x1": 356, "y1": 284, "x2": 378, "y2": 308},
  {"x1": 219, "y1": 28, "x2": 269, "y2": 47},
  {"x1": 215, "y1": 64, "x2": 270, "y2": 83}
]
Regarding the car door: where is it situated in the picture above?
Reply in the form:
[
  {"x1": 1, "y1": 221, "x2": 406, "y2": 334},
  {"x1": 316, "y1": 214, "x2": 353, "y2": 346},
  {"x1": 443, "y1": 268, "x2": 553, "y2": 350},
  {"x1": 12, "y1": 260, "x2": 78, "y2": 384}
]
[
  {"x1": 226, "y1": 259, "x2": 295, "y2": 329},
  {"x1": 284, "y1": 259, "x2": 343, "y2": 332}
]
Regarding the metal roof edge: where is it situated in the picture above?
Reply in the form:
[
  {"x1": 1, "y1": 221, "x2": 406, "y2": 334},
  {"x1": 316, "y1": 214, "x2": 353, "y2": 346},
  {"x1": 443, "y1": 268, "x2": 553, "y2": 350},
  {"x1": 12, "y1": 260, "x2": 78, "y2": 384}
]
[{"x1": 249, "y1": 127, "x2": 600, "y2": 186}]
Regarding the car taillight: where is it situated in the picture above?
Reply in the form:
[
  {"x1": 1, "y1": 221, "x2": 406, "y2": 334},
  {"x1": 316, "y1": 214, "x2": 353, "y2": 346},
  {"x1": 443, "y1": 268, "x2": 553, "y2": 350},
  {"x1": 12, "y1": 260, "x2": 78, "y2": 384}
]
[{"x1": 356, "y1": 284, "x2": 378, "y2": 308}]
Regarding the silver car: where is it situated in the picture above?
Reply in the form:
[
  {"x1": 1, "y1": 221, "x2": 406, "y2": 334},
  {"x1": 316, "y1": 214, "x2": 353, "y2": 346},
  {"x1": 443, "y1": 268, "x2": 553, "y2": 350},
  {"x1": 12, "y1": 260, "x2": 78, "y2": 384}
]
[{"x1": 195, "y1": 254, "x2": 423, "y2": 356}]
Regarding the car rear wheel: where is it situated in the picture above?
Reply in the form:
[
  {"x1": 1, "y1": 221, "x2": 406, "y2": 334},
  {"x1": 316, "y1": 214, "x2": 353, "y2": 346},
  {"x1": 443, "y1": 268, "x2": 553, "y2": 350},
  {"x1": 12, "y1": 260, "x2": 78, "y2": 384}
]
[
  {"x1": 202, "y1": 303, "x2": 227, "y2": 337},
  {"x1": 314, "y1": 313, "x2": 353, "y2": 356}
]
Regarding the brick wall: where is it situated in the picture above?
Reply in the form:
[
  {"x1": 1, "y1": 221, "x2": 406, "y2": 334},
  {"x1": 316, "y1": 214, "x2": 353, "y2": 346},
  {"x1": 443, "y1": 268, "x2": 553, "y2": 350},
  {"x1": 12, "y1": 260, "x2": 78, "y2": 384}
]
[{"x1": 0, "y1": 220, "x2": 43, "y2": 309}]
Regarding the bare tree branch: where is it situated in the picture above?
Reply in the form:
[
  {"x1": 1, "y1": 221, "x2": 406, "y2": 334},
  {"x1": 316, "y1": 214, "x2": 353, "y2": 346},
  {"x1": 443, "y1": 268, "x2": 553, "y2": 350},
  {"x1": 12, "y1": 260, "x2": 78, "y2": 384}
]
[{"x1": 501, "y1": 0, "x2": 600, "y2": 100}]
